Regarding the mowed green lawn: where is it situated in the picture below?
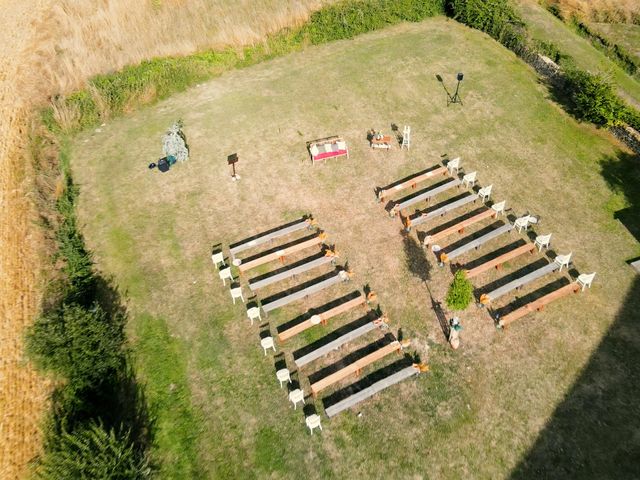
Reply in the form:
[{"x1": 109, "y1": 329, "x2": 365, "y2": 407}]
[{"x1": 70, "y1": 18, "x2": 639, "y2": 478}]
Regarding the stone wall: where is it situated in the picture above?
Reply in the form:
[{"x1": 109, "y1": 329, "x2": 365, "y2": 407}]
[{"x1": 610, "y1": 125, "x2": 640, "y2": 155}]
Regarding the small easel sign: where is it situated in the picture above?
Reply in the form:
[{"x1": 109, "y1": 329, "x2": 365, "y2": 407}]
[{"x1": 228, "y1": 153, "x2": 240, "y2": 181}]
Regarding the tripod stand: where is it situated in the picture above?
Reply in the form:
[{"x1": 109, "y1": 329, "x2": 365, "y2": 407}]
[{"x1": 447, "y1": 73, "x2": 464, "y2": 106}]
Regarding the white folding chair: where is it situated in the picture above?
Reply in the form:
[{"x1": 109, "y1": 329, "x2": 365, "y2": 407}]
[
  {"x1": 260, "y1": 336, "x2": 276, "y2": 355},
  {"x1": 478, "y1": 184, "x2": 493, "y2": 202},
  {"x1": 462, "y1": 171, "x2": 477, "y2": 188},
  {"x1": 276, "y1": 368, "x2": 292, "y2": 388},
  {"x1": 288, "y1": 389, "x2": 305, "y2": 410},
  {"x1": 211, "y1": 252, "x2": 224, "y2": 270},
  {"x1": 219, "y1": 267, "x2": 232, "y2": 286},
  {"x1": 230, "y1": 286, "x2": 244, "y2": 304},
  {"x1": 515, "y1": 215, "x2": 538, "y2": 233},
  {"x1": 305, "y1": 414, "x2": 323, "y2": 435},
  {"x1": 491, "y1": 200, "x2": 506, "y2": 215},
  {"x1": 401, "y1": 125, "x2": 411, "y2": 150},
  {"x1": 446, "y1": 157, "x2": 461, "y2": 175},
  {"x1": 247, "y1": 307, "x2": 261, "y2": 326},
  {"x1": 577, "y1": 272, "x2": 596, "y2": 291},
  {"x1": 534, "y1": 233, "x2": 552, "y2": 251},
  {"x1": 554, "y1": 252, "x2": 572, "y2": 271}
]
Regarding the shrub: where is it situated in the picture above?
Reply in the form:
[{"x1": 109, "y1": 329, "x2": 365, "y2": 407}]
[
  {"x1": 563, "y1": 67, "x2": 625, "y2": 126},
  {"x1": 35, "y1": 422, "x2": 149, "y2": 480},
  {"x1": 445, "y1": 0, "x2": 527, "y2": 52},
  {"x1": 27, "y1": 303, "x2": 126, "y2": 392},
  {"x1": 446, "y1": 270, "x2": 473, "y2": 311}
]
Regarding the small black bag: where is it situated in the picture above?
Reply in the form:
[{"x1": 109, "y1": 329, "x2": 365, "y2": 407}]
[{"x1": 157, "y1": 157, "x2": 170, "y2": 172}]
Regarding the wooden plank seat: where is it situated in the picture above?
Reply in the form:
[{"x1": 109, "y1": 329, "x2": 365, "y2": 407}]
[
  {"x1": 377, "y1": 166, "x2": 447, "y2": 202},
  {"x1": 420, "y1": 206, "x2": 495, "y2": 245},
  {"x1": 294, "y1": 317, "x2": 386, "y2": 368},
  {"x1": 229, "y1": 217, "x2": 314, "y2": 259},
  {"x1": 324, "y1": 364, "x2": 421, "y2": 418},
  {"x1": 261, "y1": 270, "x2": 350, "y2": 313},
  {"x1": 406, "y1": 194, "x2": 478, "y2": 230},
  {"x1": 479, "y1": 261, "x2": 560, "y2": 305},
  {"x1": 464, "y1": 243, "x2": 536, "y2": 279},
  {"x1": 439, "y1": 223, "x2": 513, "y2": 263},
  {"x1": 248, "y1": 250, "x2": 337, "y2": 291},
  {"x1": 497, "y1": 282, "x2": 581, "y2": 327},
  {"x1": 237, "y1": 233, "x2": 326, "y2": 273},
  {"x1": 389, "y1": 178, "x2": 461, "y2": 217},
  {"x1": 308, "y1": 136, "x2": 349, "y2": 164},
  {"x1": 278, "y1": 292, "x2": 369, "y2": 342},
  {"x1": 310, "y1": 341, "x2": 402, "y2": 396}
]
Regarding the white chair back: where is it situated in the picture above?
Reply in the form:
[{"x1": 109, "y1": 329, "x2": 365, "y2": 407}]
[
  {"x1": 260, "y1": 336, "x2": 276, "y2": 355},
  {"x1": 535, "y1": 233, "x2": 552, "y2": 251},
  {"x1": 305, "y1": 414, "x2": 322, "y2": 434},
  {"x1": 211, "y1": 252, "x2": 224, "y2": 269},
  {"x1": 491, "y1": 200, "x2": 506, "y2": 215},
  {"x1": 478, "y1": 184, "x2": 493, "y2": 201},
  {"x1": 247, "y1": 307, "x2": 261, "y2": 325},
  {"x1": 219, "y1": 267, "x2": 232, "y2": 285},
  {"x1": 230, "y1": 286, "x2": 244, "y2": 304},
  {"x1": 577, "y1": 272, "x2": 596, "y2": 290},
  {"x1": 462, "y1": 171, "x2": 477, "y2": 187},
  {"x1": 554, "y1": 252, "x2": 572, "y2": 271},
  {"x1": 447, "y1": 157, "x2": 461, "y2": 174}
]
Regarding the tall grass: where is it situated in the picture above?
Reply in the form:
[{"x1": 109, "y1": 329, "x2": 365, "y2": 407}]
[
  {"x1": 542, "y1": 0, "x2": 640, "y2": 24},
  {"x1": 45, "y1": 0, "x2": 447, "y2": 134}
]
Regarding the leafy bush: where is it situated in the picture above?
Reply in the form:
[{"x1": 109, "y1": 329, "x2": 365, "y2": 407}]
[
  {"x1": 301, "y1": 0, "x2": 445, "y2": 44},
  {"x1": 27, "y1": 303, "x2": 126, "y2": 392},
  {"x1": 445, "y1": 0, "x2": 527, "y2": 51},
  {"x1": 446, "y1": 270, "x2": 473, "y2": 311},
  {"x1": 533, "y1": 39, "x2": 564, "y2": 64},
  {"x1": 563, "y1": 67, "x2": 625, "y2": 126},
  {"x1": 35, "y1": 422, "x2": 149, "y2": 480}
]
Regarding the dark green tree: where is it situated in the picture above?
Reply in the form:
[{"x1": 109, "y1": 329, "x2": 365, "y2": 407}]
[
  {"x1": 35, "y1": 422, "x2": 149, "y2": 480},
  {"x1": 27, "y1": 303, "x2": 125, "y2": 391}
]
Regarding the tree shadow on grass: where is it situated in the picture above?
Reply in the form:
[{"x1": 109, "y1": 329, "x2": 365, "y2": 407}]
[
  {"x1": 510, "y1": 276, "x2": 640, "y2": 479},
  {"x1": 600, "y1": 151, "x2": 640, "y2": 244},
  {"x1": 401, "y1": 231, "x2": 431, "y2": 283}
]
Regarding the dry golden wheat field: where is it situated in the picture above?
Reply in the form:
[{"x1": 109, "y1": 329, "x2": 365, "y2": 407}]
[{"x1": 0, "y1": 1, "x2": 332, "y2": 478}]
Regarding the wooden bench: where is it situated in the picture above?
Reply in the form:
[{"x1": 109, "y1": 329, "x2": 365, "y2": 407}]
[
  {"x1": 440, "y1": 223, "x2": 513, "y2": 263},
  {"x1": 464, "y1": 243, "x2": 536, "y2": 279},
  {"x1": 261, "y1": 270, "x2": 349, "y2": 313},
  {"x1": 278, "y1": 292, "x2": 368, "y2": 342},
  {"x1": 310, "y1": 341, "x2": 402, "y2": 396},
  {"x1": 421, "y1": 207, "x2": 495, "y2": 246},
  {"x1": 390, "y1": 178, "x2": 461, "y2": 217},
  {"x1": 248, "y1": 251, "x2": 336, "y2": 291},
  {"x1": 324, "y1": 364, "x2": 422, "y2": 417},
  {"x1": 229, "y1": 217, "x2": 314, "y2": 260},
  {"x1": 237, "y1": 233, "x2": 326, "y2": 273},
  {"x1": 498, "y1": 282, "x2": 580, "y2": 327},
  {"x1": 406, "y1": 194, "x2": 478, "y2": 230},
  {"x1": 377, "y1": 166, "x2": 447, "y2": 202},
  {"x1": 308, "y1": 136, "x2": 349, "y2": 164},
  {"x1": 294, "y1": 317, "x2": 386, "y2": 368},
  {"x1": 479, "y1": 261, "x2": 560, "y2": 305}
]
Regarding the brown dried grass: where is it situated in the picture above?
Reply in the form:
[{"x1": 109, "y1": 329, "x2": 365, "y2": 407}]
[
  {"x1": 543, "y1": 0, "x2": 640, "y2": 23},
  {"x1": 0, "y1": 0, "x2": 332, "y2": 477}
]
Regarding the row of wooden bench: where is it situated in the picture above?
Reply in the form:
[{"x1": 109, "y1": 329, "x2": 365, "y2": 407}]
[
  {"x1": 377, "y1": 159, "x2": 595, "y2": 327},
  {"x1": 217, "y1": 216, "x2": 425, "y2": 419}
]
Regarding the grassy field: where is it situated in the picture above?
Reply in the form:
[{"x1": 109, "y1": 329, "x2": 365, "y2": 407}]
[
  {"x1": 592, "y1": 22, "x2": 640, "y2": 65},
  {"x1": 515, "y1": 0, "x2": 640, "y2": 107},
  {"x1": 69, "y1": 18, "x2": 639, "y2": 478}
]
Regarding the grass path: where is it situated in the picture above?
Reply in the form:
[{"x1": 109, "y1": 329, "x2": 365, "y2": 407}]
[
  {"x1": 70, "y1": 18, "x2": 638, "y2": 478},
  {"x1": 515, "y1": 0, "x2": 640, "y2": 107}
]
